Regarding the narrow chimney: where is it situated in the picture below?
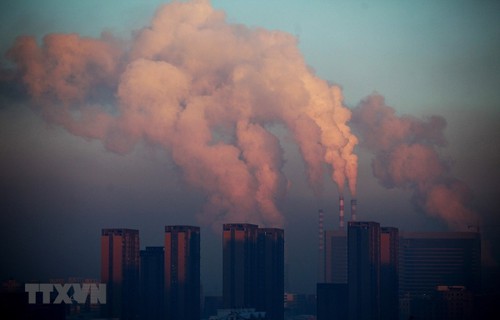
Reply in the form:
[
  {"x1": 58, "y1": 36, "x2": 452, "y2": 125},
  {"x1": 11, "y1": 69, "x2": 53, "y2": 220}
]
[
  {"x1": 318, "y1": 209, "x2": 324, "y2": 251},
  {"x1": 351, "y1": 199, "x2": 357, "y2": 221},
  {"x1": 318, "y1": 209, "x2": 325, "y2": 282},
  {"x1": 339, "y1": 195, "x2": 345, "y2": 229}
]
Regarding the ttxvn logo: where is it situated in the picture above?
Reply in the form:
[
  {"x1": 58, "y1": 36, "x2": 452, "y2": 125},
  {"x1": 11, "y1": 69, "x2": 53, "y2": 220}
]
[{"x1": 25, "y1": 283, "x2": 106, "y2": 304}]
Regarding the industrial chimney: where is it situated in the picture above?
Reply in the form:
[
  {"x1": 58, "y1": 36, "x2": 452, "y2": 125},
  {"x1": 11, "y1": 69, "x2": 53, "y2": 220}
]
[
  {"x1": 318, "y1": 209, "x2": 325, "y2": 282},
  {"x1": 351, "y1": 199, "x2": 357, "y2": 221},
  {"x1": 339, "y1": 196, "x2": 345, "y2": 229}
]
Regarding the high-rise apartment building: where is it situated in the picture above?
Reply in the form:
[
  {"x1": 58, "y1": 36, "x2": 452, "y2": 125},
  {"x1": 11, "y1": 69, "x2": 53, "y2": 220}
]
[
  {"x1": 223, "y1": 223, "x2": 258, "y2": 309},
  {"x1": 399, "y1": 231, "x2": 481, "y2": 319},
  {"x1": 380, "y1": 227, "x2": 399, "y2": 320},
  {"x1": 256, "y1": 228, "x2": 285, "y2": 320},
  {"x1": 324, "y1": 229, "x2": 347, "y2": 284},
  {"x1": 101, "y1": 228, "x2": 140, "y2": 319},
  {"x1": 164, "y1": 225, "x2": 200, "y2": 320},
  {"x1": 348, "y1": 221, "x2": 381, "y2": 320},
  {"x1": 399, "y1": 232, "x2": 481, "y2": 296},
  {"x1": 223, "y1": 223, "x2": 284, "y2": 319},
  {"x1": 140, "y1": 246, "x2": 164, "y2": 320}
]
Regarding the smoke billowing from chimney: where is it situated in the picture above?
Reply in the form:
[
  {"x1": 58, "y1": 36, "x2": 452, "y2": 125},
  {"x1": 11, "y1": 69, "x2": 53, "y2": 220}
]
[
  {"x1": 5, "y1": 0, "x2": 359, "y2": 228},
  {"x1": 351, "y1": 94, "x2": 477, "y2": 230},
  {"x1": 4, "y1": 1, "x2": 475, "y2": 231}
]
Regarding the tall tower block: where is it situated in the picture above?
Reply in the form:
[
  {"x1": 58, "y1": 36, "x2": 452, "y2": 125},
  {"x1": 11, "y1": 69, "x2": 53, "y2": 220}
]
[
  {"x1": 164, "y1": 225, "x2": 200, "y2": 320},
  {"x1": 101, "y1": 228, "x2": 140, "y2": 319}
]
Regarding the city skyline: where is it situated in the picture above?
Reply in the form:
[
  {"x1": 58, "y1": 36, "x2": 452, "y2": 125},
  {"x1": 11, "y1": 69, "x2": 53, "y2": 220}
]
[
  {"x1": 1, "y1": 0, "x2": 499, "y2": 297},
  {"x1": 2, "y1": 222, "x2": 487, "y2": 319}
]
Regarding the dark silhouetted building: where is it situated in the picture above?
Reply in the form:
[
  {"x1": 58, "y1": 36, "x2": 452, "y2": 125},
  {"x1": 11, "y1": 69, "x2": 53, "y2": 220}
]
[
  {"x1": 380, "y1": 227, "x2": 399, "y2": 320},
  {"x1": 435, "y1": 285, "x2": 474, "y2": 320},
  {"x1": 324, "y1": 229, "x2": 347, "y2": 284},
  {"x1": 399, "y1": 231, "x2": 481, "y2": 295},
  {"x1": 223, "y1": 223, "x2": 258, "y2": 309},
  {"x1": 317, "y1": 283, "x2": 348, "y2": 320},
  {"x1": 399, "y1": 285, "x2": 475, "y2": 320},
  {"x1": 256, "y1": 228, "x2": 285, "y2": 320},
  {"x1": 140, "y1": 246, "x2": 164, "y2": 320},
  {"x1": 399, "y1": 231, "x2": 481, "y2": 319},
  {"x1": 164, "y1": 225, "x2": 200, "y2": 320},
  {"x1": 348, "y1": 221, "x2": 380, "y2": 320},
  {"x1": 101, "y1": 228, "x2": 140, "y2": 319},
  {"x1": 223, "y1": 224, "x2": 285, "y2": 319}
]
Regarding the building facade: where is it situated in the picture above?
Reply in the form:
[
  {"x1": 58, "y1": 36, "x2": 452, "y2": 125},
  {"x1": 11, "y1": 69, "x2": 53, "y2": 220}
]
[
  {"x1": 164, "y1": 225, "x2": 201, "y2": 320},
  {"x1": 399, "y1": 231, "x2": 481, "y2": 319},
  {"x1": 223, "y1": 224, "x2": 284, "y2": 320},
  {"x1": 348, "y1": 221, "x2": 381, "y2": 320},
  {"x1": 256, "y1": 228, "x2": 284, "y2": 320},
  {"x1": 380, "y1": 227, "x2": 399, "y2": 320},
  {"x1": 140, "y1": 246, "x2": 164, "y2": 320},
  {"x1": 324, "y1": 229, "x2": 348, "y2": 284},
  {"x1": 223, "y1": 223, "x2": 258, "y2": 309},
  {"x1": 101, "y1": 228, "x2": 140, "y2": 319}
]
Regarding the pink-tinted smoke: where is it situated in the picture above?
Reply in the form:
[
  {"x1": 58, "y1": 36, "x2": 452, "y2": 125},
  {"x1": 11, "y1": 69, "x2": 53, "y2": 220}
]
[
  {"x1": 5, "y1": 0, "x2": 358, "y2": 227},
  {"x1": 351, "y1": 94, "x2": 477, "y2": 230}
]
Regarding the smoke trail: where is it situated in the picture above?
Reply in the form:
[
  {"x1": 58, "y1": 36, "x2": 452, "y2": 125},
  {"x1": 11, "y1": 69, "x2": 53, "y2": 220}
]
[
  {"x1": 351, "y1": 94, "x2": 477, "y2": 230},
  {"x1": 5, "y1": 0, "x2": 358, "y2": 227}
]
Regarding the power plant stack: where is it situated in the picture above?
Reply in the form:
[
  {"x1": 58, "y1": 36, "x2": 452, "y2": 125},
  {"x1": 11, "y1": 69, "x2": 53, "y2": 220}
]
[
  {"x1": 351, "y1": 199, "x2": 357, "y2": 221},
  {"x1": 339, "y1": 196, "x2": 345, "y2": 229},
  {"x1": 318, "y1": 209, "x2": 325, "y2": 282}
]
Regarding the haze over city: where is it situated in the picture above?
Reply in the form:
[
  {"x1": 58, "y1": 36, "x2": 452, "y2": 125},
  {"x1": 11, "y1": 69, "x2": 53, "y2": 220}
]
[{"x1": 1, "y1": 0, "x2": 499, "y2": 297}]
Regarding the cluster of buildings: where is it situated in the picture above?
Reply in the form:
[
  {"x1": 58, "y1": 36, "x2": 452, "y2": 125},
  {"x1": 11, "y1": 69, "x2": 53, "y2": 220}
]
[
  {"x1": 2, "y1": 198, "x2": 489, "y2": 319},
  {"x1": 319, "y1": 222, "x2": 481, "y2": 320},
  {"x1": 101, "y1": 224, "x2": 284, "y2": 320},
  {"x1": 101, "y1": 218, "x2": 483, "y2": 320},
  {"x1": 317, "y1": 197, "x2": 482, "y2": 320}
]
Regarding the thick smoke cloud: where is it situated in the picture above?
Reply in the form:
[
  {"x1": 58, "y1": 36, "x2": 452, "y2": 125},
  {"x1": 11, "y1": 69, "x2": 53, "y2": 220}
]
[
  {"x1": 5, "y1": 0, "x2": 358, "y2": 228},
  {"x1": 352, "y1": 94, "x2": 477, "y2": 230}
]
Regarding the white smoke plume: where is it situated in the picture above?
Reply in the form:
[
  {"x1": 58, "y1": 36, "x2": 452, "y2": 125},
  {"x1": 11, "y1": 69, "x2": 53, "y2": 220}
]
[
  {"x1": 351, "y1": 94, "x2": 477, "y2": 230},
  {"x1": 5, "y1": 0, "x2": 358, "y2": 227}
]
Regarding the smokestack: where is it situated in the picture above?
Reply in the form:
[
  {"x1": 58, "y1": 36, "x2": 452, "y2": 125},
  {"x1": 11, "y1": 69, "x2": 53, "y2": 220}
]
[
  {"x1": 318, "y1": 209, "x2": 325, "y2": 282},
  {"x1": 351, "y1": 199, "x2": 357, "y2": 221},
  {"x1": 339, "y1": 196, "x2": 345, "y2": 229}
]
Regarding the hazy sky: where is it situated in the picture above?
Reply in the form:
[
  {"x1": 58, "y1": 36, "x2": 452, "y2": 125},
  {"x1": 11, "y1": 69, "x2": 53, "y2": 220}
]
[{"x1": 1, "y1": 0, "x2": 499, "y2": 294}]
